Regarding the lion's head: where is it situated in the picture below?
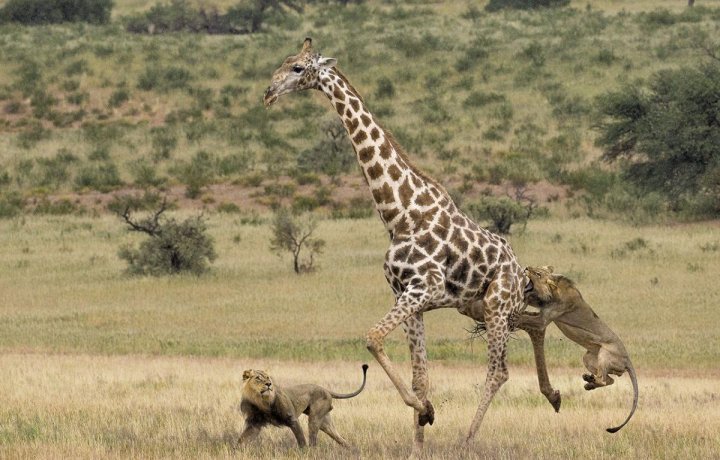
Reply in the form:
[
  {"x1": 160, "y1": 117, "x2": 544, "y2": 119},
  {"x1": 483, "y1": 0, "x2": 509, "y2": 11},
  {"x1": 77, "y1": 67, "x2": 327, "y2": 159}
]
[
  {"x1": 242, "y1": 369, "x2": 276, "y2": 408},
  {"x1": 524, "y1": 266, "x2": 558, "y2": 307}
]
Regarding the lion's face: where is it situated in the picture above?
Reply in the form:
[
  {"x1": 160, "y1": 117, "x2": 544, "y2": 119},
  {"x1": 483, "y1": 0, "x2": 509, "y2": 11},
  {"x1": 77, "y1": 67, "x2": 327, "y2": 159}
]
[
  {"x1": 242, "y1": 369, "x2": 276, "y2": 404},
  {"x1": 524, "y1": 266, "x2": 557, "y2": 307}
]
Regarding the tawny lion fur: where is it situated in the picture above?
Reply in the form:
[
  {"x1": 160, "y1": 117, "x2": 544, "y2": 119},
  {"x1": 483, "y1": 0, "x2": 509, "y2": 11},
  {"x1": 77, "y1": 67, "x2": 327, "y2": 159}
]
[
  {"x1": 517, "y1": 266, "x2": 639, "y2": 433},
  {"x1": 238, "y1": 364, "x2": 368, "y2": 447}
]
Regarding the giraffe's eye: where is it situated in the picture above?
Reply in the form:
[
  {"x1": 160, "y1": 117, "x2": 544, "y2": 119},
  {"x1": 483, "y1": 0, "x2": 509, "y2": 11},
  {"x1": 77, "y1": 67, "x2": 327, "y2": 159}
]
[{"x1": 292, "y1": 65, "x2": 304, "y2": 74}]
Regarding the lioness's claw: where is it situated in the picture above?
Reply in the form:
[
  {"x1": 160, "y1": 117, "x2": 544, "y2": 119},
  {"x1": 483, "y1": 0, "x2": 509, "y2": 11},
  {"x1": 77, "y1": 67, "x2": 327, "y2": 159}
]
[{"x1": 418, "y1": 400, "x2": 435, "y2": 426}]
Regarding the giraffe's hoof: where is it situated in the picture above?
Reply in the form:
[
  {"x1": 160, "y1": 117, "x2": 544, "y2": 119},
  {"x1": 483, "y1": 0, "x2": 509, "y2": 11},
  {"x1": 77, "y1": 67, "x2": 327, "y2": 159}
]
[
  {"x1": 550, "y1": 390, "x2": 562, "y2": 413},
  {"x1": 418, "y1": 400, "x2": 435, "y2": 426}
]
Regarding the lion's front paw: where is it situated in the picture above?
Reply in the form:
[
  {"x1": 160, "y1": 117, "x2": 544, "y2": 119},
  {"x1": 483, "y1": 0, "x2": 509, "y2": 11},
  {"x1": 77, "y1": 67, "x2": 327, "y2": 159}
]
[
  {"x1": 582, "y1": 373, "x2": 595, "y2": 383},
  {"x1": 418, "y1": 399, "x2": 435, "y2": 426},
  {"x1": 584, "y1": 382, "x2": 598, "y2": 391}
]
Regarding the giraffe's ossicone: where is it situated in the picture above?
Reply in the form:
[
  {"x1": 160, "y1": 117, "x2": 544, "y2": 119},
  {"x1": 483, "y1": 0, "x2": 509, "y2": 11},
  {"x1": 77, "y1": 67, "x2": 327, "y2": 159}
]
[{"x1": 264, "y1": 38, "x2": 528, "y2": 452}]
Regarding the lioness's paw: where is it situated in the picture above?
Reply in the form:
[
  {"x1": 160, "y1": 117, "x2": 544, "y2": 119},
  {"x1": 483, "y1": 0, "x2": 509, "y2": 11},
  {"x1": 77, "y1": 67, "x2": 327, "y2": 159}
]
[{"x1": 582, "y1": 373, "x2": 595, "y2": 383}]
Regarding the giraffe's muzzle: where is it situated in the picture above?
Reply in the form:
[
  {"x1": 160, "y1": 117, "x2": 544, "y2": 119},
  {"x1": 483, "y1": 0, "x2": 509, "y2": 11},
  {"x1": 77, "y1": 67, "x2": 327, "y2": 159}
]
[{"x1": 263, "y1": 86, "x2": 279, "y2": 107}]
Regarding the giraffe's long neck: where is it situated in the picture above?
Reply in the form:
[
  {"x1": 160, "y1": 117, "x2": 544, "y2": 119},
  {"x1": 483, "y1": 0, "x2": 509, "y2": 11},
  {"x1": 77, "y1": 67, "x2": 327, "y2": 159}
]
[{"x1": 317, "y1": 68, "x2": 454, "y2": 235}]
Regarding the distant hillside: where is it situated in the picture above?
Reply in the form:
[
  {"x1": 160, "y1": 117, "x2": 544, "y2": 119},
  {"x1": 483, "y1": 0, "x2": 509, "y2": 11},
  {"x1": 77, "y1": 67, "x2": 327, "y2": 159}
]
[{"x1": 0, "y1": 0, "x2": 718, "y2": 220}]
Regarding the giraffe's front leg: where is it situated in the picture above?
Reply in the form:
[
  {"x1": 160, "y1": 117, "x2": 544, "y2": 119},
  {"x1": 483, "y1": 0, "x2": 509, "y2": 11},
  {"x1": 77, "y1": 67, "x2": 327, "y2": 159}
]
[
  {"x1": 404, "y1": 313, "x2": 433, "y2": 456},
  {"x1": 366, "y1": 286, "x2": 432, "y2": 417}
]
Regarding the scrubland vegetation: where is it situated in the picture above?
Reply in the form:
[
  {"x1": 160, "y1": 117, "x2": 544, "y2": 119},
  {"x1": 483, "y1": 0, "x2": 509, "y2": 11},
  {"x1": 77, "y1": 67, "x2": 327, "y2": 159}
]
[{"x1": 0, "y1": 0, "x2": 719, "y2": 458}]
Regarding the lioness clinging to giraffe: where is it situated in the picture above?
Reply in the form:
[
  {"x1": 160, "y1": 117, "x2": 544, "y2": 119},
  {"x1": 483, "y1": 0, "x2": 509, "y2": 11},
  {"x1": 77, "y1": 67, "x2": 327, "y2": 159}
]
[
  {"x1": 264, "y1": 38, "x2": 527, "y2": 453},
  {"x1": 518, "y1": 266, "x2": 639, "y2": 433}
]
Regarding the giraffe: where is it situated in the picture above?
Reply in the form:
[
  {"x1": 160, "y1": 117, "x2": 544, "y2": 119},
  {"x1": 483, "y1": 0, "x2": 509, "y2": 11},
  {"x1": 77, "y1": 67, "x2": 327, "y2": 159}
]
[{"x1": 263, "y1": 38, "x2": 527, "y2": 453}]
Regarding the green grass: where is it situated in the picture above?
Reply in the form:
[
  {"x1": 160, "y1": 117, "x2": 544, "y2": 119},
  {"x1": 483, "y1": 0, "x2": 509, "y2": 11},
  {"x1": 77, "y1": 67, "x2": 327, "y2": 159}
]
[{"x1": 1, "y1": 214, "x2": 718, "y2": 371}]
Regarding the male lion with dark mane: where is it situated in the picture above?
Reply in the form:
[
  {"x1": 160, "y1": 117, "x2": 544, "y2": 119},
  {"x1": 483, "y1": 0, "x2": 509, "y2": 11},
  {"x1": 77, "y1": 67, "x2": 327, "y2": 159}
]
[
  {"x1": 238, "y1": 364, "x2": 368, "y2": 448},
  {"x1": 518, "y1": 266, "x2": 639, "y2": 433}
]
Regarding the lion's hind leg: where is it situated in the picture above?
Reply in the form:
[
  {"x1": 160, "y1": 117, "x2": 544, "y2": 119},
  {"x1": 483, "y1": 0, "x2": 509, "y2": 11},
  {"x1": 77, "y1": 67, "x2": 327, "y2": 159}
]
[{"x1": 320, "y1": 414, "x2": 350, "y2": 447}]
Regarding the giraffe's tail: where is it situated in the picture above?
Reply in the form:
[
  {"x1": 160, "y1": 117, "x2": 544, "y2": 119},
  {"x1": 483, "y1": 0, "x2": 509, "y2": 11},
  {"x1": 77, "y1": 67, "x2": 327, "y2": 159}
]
[{"x1": 329, "y1": 364, "x2": 368, "y2": 399}]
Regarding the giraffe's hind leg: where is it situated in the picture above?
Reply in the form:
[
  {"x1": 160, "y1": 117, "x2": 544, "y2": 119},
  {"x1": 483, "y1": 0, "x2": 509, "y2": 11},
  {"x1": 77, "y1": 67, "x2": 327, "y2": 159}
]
[{"x1": 465, "y1": 275, "x2": 518, "y2": 442}]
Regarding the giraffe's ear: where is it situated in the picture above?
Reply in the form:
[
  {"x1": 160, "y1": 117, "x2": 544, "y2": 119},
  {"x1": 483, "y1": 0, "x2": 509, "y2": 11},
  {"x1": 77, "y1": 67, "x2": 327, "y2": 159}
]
[{"x1": 318, "y1": 56, "x2": 337, "y2": 69}]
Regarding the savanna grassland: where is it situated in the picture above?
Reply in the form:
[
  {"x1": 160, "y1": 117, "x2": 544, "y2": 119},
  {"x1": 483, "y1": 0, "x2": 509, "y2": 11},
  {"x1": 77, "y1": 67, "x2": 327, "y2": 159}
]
[
  {"x1": 1, "y1": 214, "x2": 719, "y2": 458},
  {"x1": 1, "y1": 0, "x2": 720, "y2": 458}
]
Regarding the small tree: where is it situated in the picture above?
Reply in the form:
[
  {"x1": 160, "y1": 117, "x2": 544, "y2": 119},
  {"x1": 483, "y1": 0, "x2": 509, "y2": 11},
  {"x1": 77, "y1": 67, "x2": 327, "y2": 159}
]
[
  {"x1": 594, "y1": 63, "x2": 720, "y2": 217},
  {"x1": 466, "y1": 195, "x2": 536, "y2": 235},
  {"x1": 116, "y1": 198, "x2": 216, "y2": 275},
  {"x1": 269, "y1": 208, "x2": 325, "y2": 274}
]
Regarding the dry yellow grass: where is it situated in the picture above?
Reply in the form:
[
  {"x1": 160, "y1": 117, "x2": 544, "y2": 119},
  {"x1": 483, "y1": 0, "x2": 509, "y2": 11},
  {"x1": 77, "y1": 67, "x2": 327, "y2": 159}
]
[{"x1": 1, "y1": 354, "x2": 718, "y2": 459}]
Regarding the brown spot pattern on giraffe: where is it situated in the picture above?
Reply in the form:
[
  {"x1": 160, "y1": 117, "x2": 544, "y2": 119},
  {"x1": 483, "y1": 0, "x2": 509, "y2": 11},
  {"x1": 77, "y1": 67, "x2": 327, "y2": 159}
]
[{"x1": 367, "y1": 162, "x2": 384, "y2": 180}]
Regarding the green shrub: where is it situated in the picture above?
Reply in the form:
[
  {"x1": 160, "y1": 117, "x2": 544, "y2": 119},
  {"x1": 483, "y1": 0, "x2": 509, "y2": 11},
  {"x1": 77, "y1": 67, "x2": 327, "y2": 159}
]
[
  {"x1": 463, "y1": 91, "x2": 506, "y2": 108},
  {"x1": 485, "y1": 0, "x2": 570, "y2": 12},
  {"x1": 129, "y1": 158, "x2": 166, "y2": 188},
  {"x1": 17, "y1": 121, "x2": 50, "y2": 149},
  {"x1": 150, "y1": 126, "x2": 177, "y2": 160},
  {"x1": 74, "y1": 162, "x2": 123, "y2": 192},
  {"x1": 375, "y1": 77, "x2": 396, "y2": 99},
  {"x1": 125, "y1": 0, "x2": 240, "y2": 34},
  {"x1": 108, "y1": 88, "x2": 130, "y2": 108},
  {"x1": 296, "y1": 119, "x2": 355, "y2": 178},
  {"x1": 1, "y1": 0, "x2": 113, "y2": 25},
  {"x1": 172, "y1": 150, "x2": 216, "y2": 199},
  {"x1": 33, "y1": 198, "x2": 83, "y2": 215},
  {"x1": 466, "y1": 196, "x2": 533, "y2": 235},
  {"x1": 595, "y1": 63, "x2": 720, "y2": 218},
  {"x1": 118, "y1": 210, "x2": 216, "y2": 276},
  {"x1": 216, "y1": 202, "x2": 240, "y2": 213},
  {"x1": 0, "y1": 191, "x2": 24, "y2": 218},
  {"x1": 107, "y1": 191, "x2": 164, "y2": 215}
]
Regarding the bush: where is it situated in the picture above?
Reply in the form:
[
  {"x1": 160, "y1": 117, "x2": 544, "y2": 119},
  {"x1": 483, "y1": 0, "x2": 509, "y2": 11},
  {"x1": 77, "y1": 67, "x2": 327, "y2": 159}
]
[
  {"x1": 1, "y1": 0, "x2": 113, "y2": 25},
  {"x1": 466, "y1": 196, "x2": 533, "y2": 235},
  {"x1": 0, "y1": 191, "x2": 24, "y2": 218},
  {"x1": 296, "y1": 119, "x2": 355, "y2": 178},
  {"x1": 595, "y1": 63, "x2": 720, "y2": 218},
  {"x1": 125, "y1": 0, "x2": 240, "y2": 34},
  {"x1": 117, "y1": 202, "x2": 216, "y2": 276},
  {"x1": 74, "y1": 162, "x2": 123, "y2": 192},
  {"x1": 172, "y1": 150, "x2": 216, "y2": 198},
  {"x1": 485, "y1": 0, "x2": 570, "y2": 12},
  {"x1": 108, "y1": 88, "x2": 130, "y2": 108},
  {"x1": 33, "y1": 198, "x2": 83, "y2": 215}
]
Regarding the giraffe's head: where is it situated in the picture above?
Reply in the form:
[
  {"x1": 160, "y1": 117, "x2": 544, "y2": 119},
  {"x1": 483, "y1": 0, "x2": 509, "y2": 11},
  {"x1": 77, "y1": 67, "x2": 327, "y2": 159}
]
[{"x1": 263, "y1": 38, "x2": 337, "y2": 107}]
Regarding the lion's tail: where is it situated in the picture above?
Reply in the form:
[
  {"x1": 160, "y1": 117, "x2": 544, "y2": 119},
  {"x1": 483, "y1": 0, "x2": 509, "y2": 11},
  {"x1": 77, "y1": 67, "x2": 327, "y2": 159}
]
[
  {"x1": 606, "y1": 360, "x2": 638, "y2": 434},
  {"x1": 330, "y1": 364, "x2": 368, "y2": 399}
]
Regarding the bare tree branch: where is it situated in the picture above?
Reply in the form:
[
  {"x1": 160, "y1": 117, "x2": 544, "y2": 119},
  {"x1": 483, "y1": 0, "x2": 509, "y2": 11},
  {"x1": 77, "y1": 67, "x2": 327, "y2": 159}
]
[{"x1": 120, "y1": 197, "x2": 168, "y2": 236}]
